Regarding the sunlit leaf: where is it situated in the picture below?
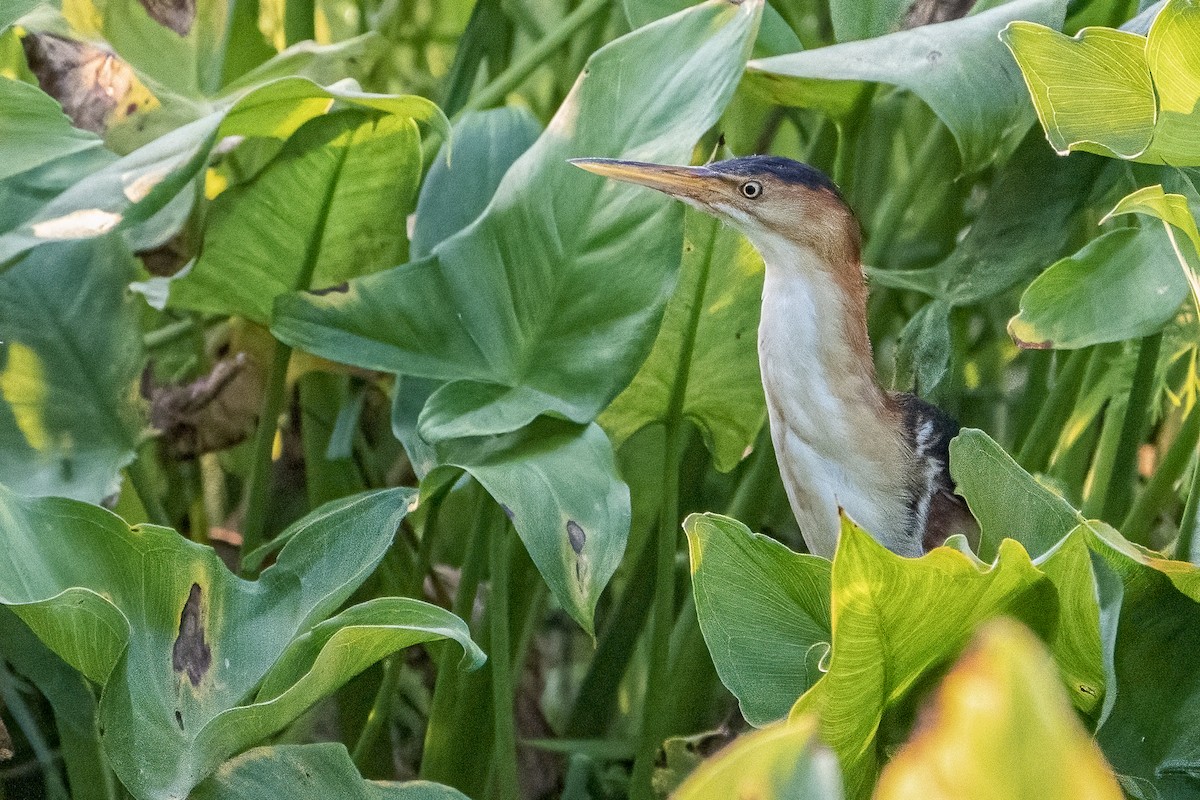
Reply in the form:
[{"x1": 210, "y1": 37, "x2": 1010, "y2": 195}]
[
  {"x1": 0, "y1": 236, "x2": 143, "y2": 502},
  {"x1": 169, "y1": 109, "x2": 421, "y2": 324},
  {"x1": 792, "y1": 518, "x2": 1060, "y2": 799},
  {"x1": 1105, "y1": 183, "x2": 1200, "y2": 317},
  {"x1": 748, "y1": 0, "x2": 1068, "y2": 171},
  {"x1": 684, "y1": 513, "x2": 831, "y2": 726},
  {"x1": 600, "y1": 210, "x2": 766, "y2": 472},
  {"x1": 875, "y1": 618, "x2": 1123, "y2": 800},
  {"x1": 0, "y1": 486, "x2": 482, "y2": 799},
  {"x1": 673, "y1": 717, "x2": 845, "y2": 800}
]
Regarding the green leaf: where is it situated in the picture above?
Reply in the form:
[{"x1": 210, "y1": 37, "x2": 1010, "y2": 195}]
[
  {"x1": 272, "y1": 0, "x2": 763, "y2": 438},
  {"x1": 684, "y1": 513, "x2": 831, "y2": 727},
  {"x1": 0, "y1": 236, "x2": 143, "y2": 502},
  {"x1": 875, "y1": 619, "x2": 1123, "y2": 800},
  {"x1": 0, "y1": 77, "x2": 104, "y2": 182},
  {"x1": 1001, "y1": 23, "x2": 1156, "y2": 159},
  {"x1": 793, "y1": 519, "x2": 1053, "y2": 799},
  {"x1": 219, "y1": 34, "x2": 385, "y2": 94},
  {"x1": 169, "y1": 110, "x2": 421, "y2": 324},
  {"x1": 600, "y1": 210, "x2": 766, "y2": 472},
  {"x1": 748, "y1": 0, "x2": 1068, "y2": 172},
  {"x1": 410, "y1": 106, "x2": 541, "y2": 261},
  {"x1": 1086, "y1": 523, "x2": 1200, "y2": 796},
  {"x1": 1105, "y1": 183, "x2": 1200, "y2": 318},
  {"x1": 191, "y1": 743, "x2": 470, "y2": 800},
  {"x1": 623, "y1": 0, "x2": 802, "y2": 58},
  {"x1": 673, "y1": 718, "x2": 845, "y2": 800},
  {"x1": 395, "y1": 408, "x2": 629, "y2": 636},
  {"x1": 0, "y1": 78, "x2": 446, "y2": 270},
  {"x1": 949, "y1": 428, "x2": 1080, "y2": 561},
  {"x1": 829, "y1": 0, "x2": 907, "y2": 42},
  {"x1": 0, "y1": 486, "x2": 481, "y2": 799},
  {"x1": 1009, "y1": 227, "x2": 1186, "y2": 350},
  {"x1": 1002, "y1": 1, "x2": 1200, "y2": 165}
]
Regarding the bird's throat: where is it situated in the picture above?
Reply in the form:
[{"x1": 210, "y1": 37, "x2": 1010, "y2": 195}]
[{"x1": 751, "y1": 235, "x2": 914, "y2": 558}]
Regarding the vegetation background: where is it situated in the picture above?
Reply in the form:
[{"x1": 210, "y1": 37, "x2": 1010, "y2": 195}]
[{"x1": 0, "y1": 0, "x2": 1197, "y2": 797}]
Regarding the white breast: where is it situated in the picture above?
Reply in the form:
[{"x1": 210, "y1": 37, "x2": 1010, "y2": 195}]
[{"x1": 750, "y1": 231, "x2": 916, "y2": 558}]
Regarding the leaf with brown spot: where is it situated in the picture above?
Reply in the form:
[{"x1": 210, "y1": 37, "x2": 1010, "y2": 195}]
[
  {"x1": 172, "y1": 583, "x2": 212, "y2": 687},
  {"x1": 137, "y1": 0, "x2": 195, "y2": 35},
  {"x1": 566, "y1": 520, "x2": 586, "y2": 554},
  {"x1": 20, "y1": 33, "x2": 158, "y2": 135}
]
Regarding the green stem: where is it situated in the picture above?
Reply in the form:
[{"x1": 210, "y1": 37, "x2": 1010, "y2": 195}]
[
  {"x1": 284, "y1": 0, "x2": 315, "y2": 45},
  {"x1": 1016, "y1": 349, "x2": 1089, "y2": 470},
  {"x1": 142, "y1": 317, "x2": 197, "y2": 350},
  {"x1": 460, "y1": 0, "x2": 609, "y2": 115},
  {"x1": 1124, "y1": 405, "x2": 1199, "y2": 544},
  {"x1": 238, "y1": 337, "x2": 292, "y2": 570},
  {"x1": 126, "y1": 451, "x2": 170, "y2": 528},
  {"x1": 1179, "y1": 448, "x2": 1200, "y2": 563},
  {"x1": 863, "y1": 122, "x2": 949, "y2": 268},
  {"x1": 351, "y1": 657, "x2": 398, "y2": 770},
  {"x1": 1102, "y1": 332, "x2": 1162, "y2": 525},
  {"x1": 1083, "y1": 395, "x2": 1129, "y2": 520},
  {"x1": 489, "y1": 525, "x2": 518, "y2": 800},
  {"x1": 630, "y1": 215, "x2": 721, "y2": 799},
  {"x1": 629, "y1": 420, "x2": 683, "y2": 800},
  {"x1": 0, "y1": 666, "x2": 68, "y2": 800}
]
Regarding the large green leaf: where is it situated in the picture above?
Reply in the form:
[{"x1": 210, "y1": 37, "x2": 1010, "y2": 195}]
[
  {"x1": 1002, "y1": 0, "x2": 1200, "y2": 165},
  {"x1": 0, "y1": 486, "x2": 482, "y2": 800},
  {"x1": 0, "y1": 236, "x2": 143, "y2": 502},
  {"x1": 950, "y1": 428, "x2": 1084, "y2": 561},
  {"x1": 875, "y1": 619, "x2": 1123, "y2": 800},
  {"x1": 600, "y1": 210, "x2": 765, "y2": 472},
  {"x1": 672, "y1": 718, "x2": 845, "y2": 800},
  {"x1": 169, "y1": 109, "x2": 421, "y2": 324},
  {"x1": 410, "y1": 106, "x2": 541, "y2": 261},
  {"x1": 623, "y1": 0, "x2": 801, "y2": 58},
  {"x1": 792, "y1": 519, "x2": 1055, "y2": 799},
  {"x1": 393, "y1": 402, "x2": 629, "y2": 636},
  {"x1": 1086, "y1": 523, "x2": 1200, "y2": 797},
  {"x1": 191, "y1": 743, "x2": 470, "y2": 800},
  {"x1": 1009, "y1": 226, "x2": 1186, "y2": 349},
  {"x1": 747, "y1": 0, "x2": 1068, "y2": 171},
  {"x1": 0, "y1": 77, "x2": 104, "y2": 182},
  {"x1": 272, "y1": 0, "x2": 763, "y2": 439},
  {"x1": 829, "y1": 0, "x2": 907, "y2": 42},
  {"x1": 0, "y1": 78, "x2": 446, "y2": 269},
  {"x1": 684, "y1": 513, "x2": 831, "y2": 727}
]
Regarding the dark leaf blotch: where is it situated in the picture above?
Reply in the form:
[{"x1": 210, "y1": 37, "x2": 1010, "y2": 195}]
[
  {"x1": 172, "y1": 583, "x2": 212, "y2": 686},
  {"x1": 567, "y1": 520, "x2": 586, "y2": 554}
]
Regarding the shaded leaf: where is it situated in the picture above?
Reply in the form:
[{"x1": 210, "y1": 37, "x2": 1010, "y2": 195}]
[
  {"x1": 748, "y1": 0, "x2": 1068, "y2": 171},
  {"x1": 191, "y1": 743, "x2": 470, "y2": 800},
  {"x1": 273, "y1": 0, "x2": 763, "y2": 439},
  {"x1": 0, "y1": 486, "x2": 480, "y2": 799},
  {"x1": 672, "y1": 718, "x2": 845, "y2": 800},
  {"x1": 1086, "y1": 523, "x2": 1200, "y2": 796},
  {"x1": 1010, "y1": 226, "x2": 1185, "y2": 350},
  {"x1": 623, "y1": 0, "x2": 802, "y2": 58},
  {"x1": 600, "y1": 210, "x2": 766, "y2": 472},
  {"x1": 1105, "y1": 183, "x2": 1200, "y2": 317},
  {"x1": 0, "y1": 236, "x2": 143, "y2": 502},
  {"x1": 684, "y1": 513, "x2": 831, "y2": 726},
  {"x1": 875, "y1": 618, "x2": 1123, "y2": 800},
  {"x1": 0, "y1": 77, "x2": 104, "y2": 182},
  {"x1": 949, "y1": 428, "x2": 1081, "y2": 561},
  {"x1": 410, "y1": 106, "x2": 541, "y2": 261}
]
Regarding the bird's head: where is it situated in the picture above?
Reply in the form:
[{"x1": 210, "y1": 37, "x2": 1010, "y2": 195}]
[{"x1": 570, "y1": 155, "x2": 861, "y2": 270}]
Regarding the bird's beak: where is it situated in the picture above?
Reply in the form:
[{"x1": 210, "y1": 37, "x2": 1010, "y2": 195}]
[{"x1": 569, "y1": 158, "x2": 722, "y2": 205}]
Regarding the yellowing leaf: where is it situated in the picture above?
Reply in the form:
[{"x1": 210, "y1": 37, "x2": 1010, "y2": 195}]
[{"x1": 875, "y1": 618, "x2": 1123, "y2": 800}]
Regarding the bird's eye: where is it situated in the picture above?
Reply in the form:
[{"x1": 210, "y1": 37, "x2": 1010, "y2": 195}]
[{"x1": 740, "y1": 180, "x2": 762, "y2": 199}]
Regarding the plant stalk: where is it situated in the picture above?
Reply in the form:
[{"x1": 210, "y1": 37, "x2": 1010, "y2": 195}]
[
  {"x1": 1101, "y1": 332, "x2": 1162, "y2": 525},
  {"x1": 1016, "y1": 348, "x2": 1089, "y2": 472},
  {"x1": 1124, "y1": 404, "x2": 1199, "y2": 544},
  {"x1": 461, "y1": 0, "x2": 610, "y2": 115},
  {"x1": 238, "y1": 337, "x2": 292, "y2": 568},
  {"x1": 1178, "y1": 438, "x2": 1200, "y2": 563},
  {"x1": 489, "y1": 524, "x2": 519, "y2": 800}
]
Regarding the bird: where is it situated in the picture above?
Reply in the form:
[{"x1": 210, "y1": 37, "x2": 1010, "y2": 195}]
[{"x1": 571, "y1": 154, "x2": 978, "y2": 559}]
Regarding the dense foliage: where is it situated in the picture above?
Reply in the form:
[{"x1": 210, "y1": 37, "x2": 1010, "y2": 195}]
[{"x1": 0, "y1": 0, "x2": 1197, "y2": 798}]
